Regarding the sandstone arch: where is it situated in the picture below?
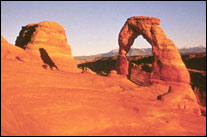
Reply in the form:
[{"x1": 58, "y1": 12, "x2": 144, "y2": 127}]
[
  {"x1": 117, "y1": 16, "x2": 190, "y2": 84},
  {"x1": 117, "y1": 16, "x2": 201, "y2": 114}
]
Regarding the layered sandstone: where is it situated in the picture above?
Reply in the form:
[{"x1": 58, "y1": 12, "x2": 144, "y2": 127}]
[
  {"x1": 15, "y1": 21, "x2": 78, "y2": 72},
  {"x1": 117, "y1": 16, "x2": 190, "y2": 84},
  {"x1": 117, "y1": 16, "x2": 199, "y2": 113}
]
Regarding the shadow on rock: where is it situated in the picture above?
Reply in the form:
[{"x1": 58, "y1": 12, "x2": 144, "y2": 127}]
[{"x1": 39, "y1": 48, "x2": 58, "y2": 70}]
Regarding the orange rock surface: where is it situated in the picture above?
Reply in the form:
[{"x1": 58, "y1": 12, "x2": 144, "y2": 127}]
[
  {"x1": 116, "y1": 16, "x2": 200, "y2": 113},
  {"x1": 117, "y1": 16, "x2": 190, "y2": 84},
  {"x1": 1, "y1": 56, "x2": 206, "y2": 136},
  {"x1": 15, "y1": 21, "x2": 79, "y2": 72},
  {"x1": 1, "y1": 35, "x2": 30, "y2": 62}
]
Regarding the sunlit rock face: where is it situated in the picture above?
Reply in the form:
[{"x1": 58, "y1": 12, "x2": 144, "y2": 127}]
[
  {"x1": 15, "y1": 21, "x2": 79, "y2": 72},
  {"x1": 117, "y1": 16, "x2": 190, "y2": 84},
  {"x1": 117, "y1": 16, "x2": 200, "y2": 114},
  {"x1": 1, "y1": 35, "x2": 27, "y2": 61}
]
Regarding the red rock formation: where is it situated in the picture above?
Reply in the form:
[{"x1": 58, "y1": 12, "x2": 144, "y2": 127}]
[
  {"x1": 129, "y1": 63, "x2": 150, "y2": 85},
  {"x1": 15, "y1": 21, "x2": 79, "y2": 72},
  {"x1": 107, "y1": 70, "x2": 117, "y2": 77},
  {"x1": 1, "y1": 35, "x2": 27, "y2": 61},
  {"x1": 156, "y1": 80, "x2": 201, "y2": 115},
  {"x1": 82, "y1": 67, "x2": 96, "y2": 74},
  {"x1": 117, "y1": 16, "x2": 190, "y2": 84},
  {"x1": 117, "y1": 16, "x2": 200, "y2": 113}
]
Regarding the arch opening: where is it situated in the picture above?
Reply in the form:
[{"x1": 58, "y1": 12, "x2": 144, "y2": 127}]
[
  {"x1": 126, "y1": 35, "x2": 152, "y2": 56},
  {"x1": 117, "y1": 16, "x2": 191, "y2": 84},
  {"x1": 116, "y1": 16, "x2": 201, "y2": 114},
  {"x1": 127, "y1": 35, "x2": 154, "y2": 85}
]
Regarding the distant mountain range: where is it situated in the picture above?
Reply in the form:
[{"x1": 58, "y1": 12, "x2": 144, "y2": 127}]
[{"x1": 74, "y1": 45, "x2": 206, "y2": 60}]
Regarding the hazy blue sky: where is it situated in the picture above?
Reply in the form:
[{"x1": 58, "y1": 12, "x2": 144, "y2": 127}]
[{"x1": 1, "y1": 1, "x2": 206, "y2": 56}]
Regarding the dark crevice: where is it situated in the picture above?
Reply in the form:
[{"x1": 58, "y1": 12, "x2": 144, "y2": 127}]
[{"x1": 157, "y1": 86, "x2": 171, "y2": 100}]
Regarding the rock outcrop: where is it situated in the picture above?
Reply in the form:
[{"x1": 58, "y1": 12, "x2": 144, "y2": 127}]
[
  {"x1": 1, "y1": 35, "x2": 27, "y2": 61},
  {"x1": 117, "y1": 16, "x2": 200, "y2": 114},
  {"x1": 129, "y1": 63, "x2": 150, "y2": 85},
  {"x1": 81, "y1": 67, "x2": 96, "y2": 74},
  {"x1": 15, "y1": 21, "x2": 78, "y2": 72},
  {"x1": 117, "y1": 16, "x2": 190, "y2": 84},
  {"x1": 107, "y1": 70, "x2": 119, "y2": 77}
]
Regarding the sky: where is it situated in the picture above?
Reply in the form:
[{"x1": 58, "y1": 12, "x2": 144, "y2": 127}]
[{"x1": 1, "y1": 1, "x2": 206, "y2": 56}]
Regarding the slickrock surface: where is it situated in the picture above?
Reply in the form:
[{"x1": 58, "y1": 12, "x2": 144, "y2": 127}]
[
  {"x1": 129, "y1": 63, "x2": 150, "y2": 85},
  {"x1": 15, "y1": 21, "x2": 79, "y2": 72},
  {"x1": 1, "y1": 35, "x2": 29, "y2": 62},
  {"x1": 1, "y1": 58, "x2": 206, "y2": 136}
]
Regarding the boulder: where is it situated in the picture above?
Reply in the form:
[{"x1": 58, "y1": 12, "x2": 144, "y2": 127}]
[
  {"x1": 107, "y1": 70, "x2": 117, "y2": 77},
  {"x1": 81, "y1": 67, "x2": 96, "y2": 74}
]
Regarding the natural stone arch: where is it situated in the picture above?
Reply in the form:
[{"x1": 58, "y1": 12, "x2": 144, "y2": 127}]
[
  {"x1": 117, "y1": 16, "x2": 190, "y2": 84},
  {"x1": 117, "y1": 16, "x2": 201, "y2": 115}
]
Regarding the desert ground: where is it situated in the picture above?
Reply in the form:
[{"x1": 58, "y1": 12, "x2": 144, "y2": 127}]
[{"x1": 1, "y1": 50, "x2": 206, "y2": 136}]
